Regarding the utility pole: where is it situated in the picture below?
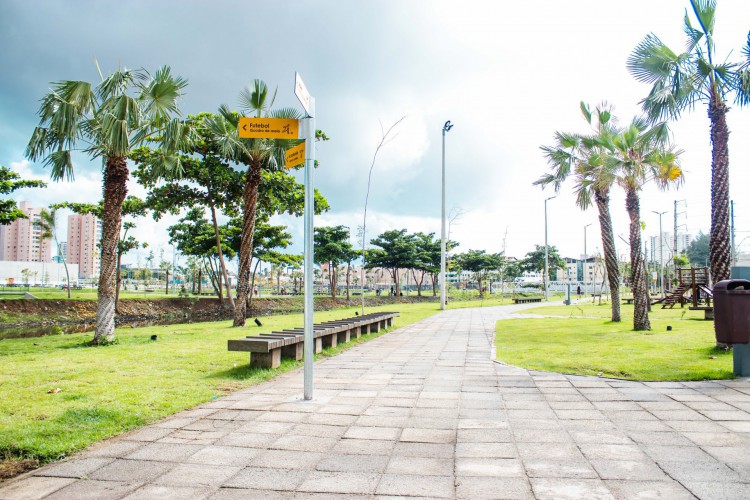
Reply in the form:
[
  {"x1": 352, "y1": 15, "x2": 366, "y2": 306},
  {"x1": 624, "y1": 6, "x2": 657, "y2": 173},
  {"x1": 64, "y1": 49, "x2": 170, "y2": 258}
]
[
  {"x1": 584, "y1": 223, "x2": 592, "y2": 295},
  {"x1": 652, "y1": 211, "x2": 667, "y2": 298},
  {"x1": 731, "y1": 199, "x2": 736, "y2": 267},
  {"x1": 440, "y1": 120, "x2": 453, "y2": 310}
]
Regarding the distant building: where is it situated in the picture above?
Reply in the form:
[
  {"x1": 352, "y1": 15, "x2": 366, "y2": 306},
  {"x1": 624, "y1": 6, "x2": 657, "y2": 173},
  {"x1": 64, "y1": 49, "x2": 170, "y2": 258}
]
[
  {"x1": 0, "y1": 201, "x2": 52, "y2": 262},
  {"x1": 67, "y1": 213, "x2": 102, "y2": 279},
  {"x1": 59, "y1": 241, "x2": 67, "y2": 261}
]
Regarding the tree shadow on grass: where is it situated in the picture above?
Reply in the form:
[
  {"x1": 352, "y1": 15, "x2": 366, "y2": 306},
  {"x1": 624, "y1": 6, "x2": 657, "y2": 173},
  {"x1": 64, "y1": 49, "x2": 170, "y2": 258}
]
[{"x1": 208, "y1": 359, "x2": 301, "y2": 382}]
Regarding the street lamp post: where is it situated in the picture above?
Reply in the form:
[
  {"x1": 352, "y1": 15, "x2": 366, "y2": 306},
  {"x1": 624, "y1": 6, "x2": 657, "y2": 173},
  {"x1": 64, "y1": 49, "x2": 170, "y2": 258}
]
[
  {"x1": 544, "y1": 195, "x2": 555, "y2": 301},
  {"x1": 652, "y1": 210, "x2": 667, "y2": 298},
  {"x1": 584, "y1": 223, "x2": 592, "y2": 296},
  {"x1": 440, "y1": 120, "x2": 453, "y2": 311}
]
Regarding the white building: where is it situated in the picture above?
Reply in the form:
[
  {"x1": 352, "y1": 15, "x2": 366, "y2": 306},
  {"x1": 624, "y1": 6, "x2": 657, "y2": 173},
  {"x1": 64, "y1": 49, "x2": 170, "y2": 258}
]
[{"x1": 0, "y1": 260, "x2": 80, "y2": 286}]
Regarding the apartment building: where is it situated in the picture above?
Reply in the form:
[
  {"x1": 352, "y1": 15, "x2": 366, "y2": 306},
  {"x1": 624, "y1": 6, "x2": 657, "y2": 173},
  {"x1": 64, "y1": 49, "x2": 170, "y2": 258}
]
[
  {"x1": 0, "y1": 201, "x2": 52, "y2": 262},
  {"x1": 67, "y1": 213, "x2": 102, "y2": 279}
]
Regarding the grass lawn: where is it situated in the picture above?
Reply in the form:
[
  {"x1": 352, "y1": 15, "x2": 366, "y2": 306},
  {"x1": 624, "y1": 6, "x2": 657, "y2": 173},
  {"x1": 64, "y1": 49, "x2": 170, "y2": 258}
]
[
  {"x1": 496, "y1": 302, "x2": 732, "y2": 381},
  {"x1": 0, "y1": 302, "x2": 439, "y2": 475}
]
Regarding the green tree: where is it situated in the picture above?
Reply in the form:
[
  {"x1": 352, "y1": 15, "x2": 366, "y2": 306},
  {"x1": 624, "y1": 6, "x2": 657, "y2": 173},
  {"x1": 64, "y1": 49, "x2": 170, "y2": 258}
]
[
  {"x1": 205, "y1": 80, "x2": 304, "y2": 327},
  {"x1": 314, "y1": 225, "x2": 356, "y2": 298},
  {"x1": 366, "y1": 229, "x2": 416, "y2": 296},
  {"x1": 26, "y1": 64, "x2": 191, "y2": 344},
  {"x1": 627, "y1": 0, "x2": 750, "y2": 285},
  {"x1": 537, "y1": 102, "x2": 622, "y2": 322},
  {"x1": 0, "y1": 165, "x2": 46, "y2": 224},
  {"x1": 687, "y1": 231, "x2": 710, "y2": 266},
  {"x1": 35, "y1": 208, "x2": 70, "y2": 297},
  {"x1": 520, "y1": 245, "x2": 566, "y2": 291},
  {"x1": 608, "y1": 119, "x2": 683, "y2": 331},
  {"x1": 453, "y1": 250, "x2": 503, "y2": 298}
]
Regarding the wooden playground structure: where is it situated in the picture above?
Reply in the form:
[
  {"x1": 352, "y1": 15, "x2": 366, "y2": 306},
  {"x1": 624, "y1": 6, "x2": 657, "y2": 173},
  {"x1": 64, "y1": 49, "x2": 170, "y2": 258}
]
[{"x1": 660, "y1": 267, "x2": 714, "y2": 319}]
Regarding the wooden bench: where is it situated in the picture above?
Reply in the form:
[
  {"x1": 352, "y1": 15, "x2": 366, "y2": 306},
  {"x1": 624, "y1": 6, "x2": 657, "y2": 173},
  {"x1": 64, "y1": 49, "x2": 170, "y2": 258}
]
[
  {"x1": 513, "y1": 297, "x2": 542, "y2": 304},
  {"x1": 228, "y1": 312, "x2": 399, "y2": 369},
  {"x1": 689, "y1": 306, "x2": 714, "y2": 320}
]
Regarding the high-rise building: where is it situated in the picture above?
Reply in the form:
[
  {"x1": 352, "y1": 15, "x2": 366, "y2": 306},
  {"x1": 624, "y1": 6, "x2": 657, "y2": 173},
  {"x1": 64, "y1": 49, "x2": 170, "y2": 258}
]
[
  {"x1": 67, "y1": 213, "x2": 102, "y2": 279},
  {"x1": 0, "y1": 201, "x2": 52, "y2": 262}
]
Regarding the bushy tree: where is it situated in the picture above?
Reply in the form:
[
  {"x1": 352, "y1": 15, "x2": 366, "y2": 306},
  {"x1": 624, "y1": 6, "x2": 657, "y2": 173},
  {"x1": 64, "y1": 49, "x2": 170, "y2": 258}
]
[{"x1": 0, "y1": 165, "x2": 46, "y2": 224}]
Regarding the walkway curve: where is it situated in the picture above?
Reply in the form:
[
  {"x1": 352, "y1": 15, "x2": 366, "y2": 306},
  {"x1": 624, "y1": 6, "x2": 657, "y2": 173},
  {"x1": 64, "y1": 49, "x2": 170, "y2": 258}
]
[{"x1": 1, "y1": 303, "x2": 749, "y2": 499}]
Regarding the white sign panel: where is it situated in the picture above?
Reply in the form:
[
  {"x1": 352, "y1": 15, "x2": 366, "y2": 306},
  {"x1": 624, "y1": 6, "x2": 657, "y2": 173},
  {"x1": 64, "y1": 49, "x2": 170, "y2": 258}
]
[{"x1": 294, "y1": 72, "x2": 312, "y2": 116}]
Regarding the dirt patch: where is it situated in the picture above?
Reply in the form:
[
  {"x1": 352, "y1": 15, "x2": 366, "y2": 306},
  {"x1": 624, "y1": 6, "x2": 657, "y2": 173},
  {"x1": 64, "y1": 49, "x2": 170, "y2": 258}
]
[{"x1": 0, "y1": 458, "x2": 39, "y2": 481}]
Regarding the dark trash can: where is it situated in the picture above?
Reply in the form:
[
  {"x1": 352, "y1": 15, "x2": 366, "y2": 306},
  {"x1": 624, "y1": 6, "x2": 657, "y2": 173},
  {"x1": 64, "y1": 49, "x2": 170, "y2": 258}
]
[{"x1": 714, "y1": 279, "x2": 750, "y2": 344}]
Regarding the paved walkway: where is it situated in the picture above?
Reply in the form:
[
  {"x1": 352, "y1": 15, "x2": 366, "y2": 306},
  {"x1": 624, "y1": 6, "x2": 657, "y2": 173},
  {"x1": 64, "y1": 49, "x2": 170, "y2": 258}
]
[{"x1": 2, "y1": 304, "x2": 750, "y2": 499}]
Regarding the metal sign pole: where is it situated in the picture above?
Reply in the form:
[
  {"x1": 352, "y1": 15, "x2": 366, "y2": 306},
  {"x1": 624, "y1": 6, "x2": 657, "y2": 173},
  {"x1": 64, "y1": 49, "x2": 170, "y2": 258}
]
[{"x1": 302, "y1": 97, "x2": 315, "y2": 401}]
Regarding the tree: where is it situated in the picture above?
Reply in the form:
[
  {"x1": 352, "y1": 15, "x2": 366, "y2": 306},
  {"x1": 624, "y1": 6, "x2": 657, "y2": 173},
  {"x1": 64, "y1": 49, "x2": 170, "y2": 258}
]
[
  {"x1": 608, "y1": 119, "x2": 683, "y2": 331},
  {"x1": 366, "y1": 229, "x2": 416, "y2": 296},
  {"x1": 205, "y1": 80, "x2": 305, "y2": 327},
  {"x1": 627, "y1": 0, "x2": 750, "y2": 285},
  {"x1": 0, "y1": 165, "x2": 46, "y2": 224},
  {"x1": 116, "y1": 222, "x2": 146, "y2": 307},
  {"x1": 453, "y1": 250, "x2": 503, "y2": 298},
  {"x1": 687, "y1": 231, "x2": 710, "y2": 266},
  {"x1": 537, "y1": 102, "x2": 622, "y2": 322},
  {"x1": 26, "y1": 64, "x2": 191, "y2": 344},
  {"x1": 35, "y1": 208, "x2": 70, "y2": 297},
  {"x1": 520, "y1": 245, "x2": 566, "y2": 290},
  {"x1": 314, "y1": 225, "x2": 355, "y2": 298}
]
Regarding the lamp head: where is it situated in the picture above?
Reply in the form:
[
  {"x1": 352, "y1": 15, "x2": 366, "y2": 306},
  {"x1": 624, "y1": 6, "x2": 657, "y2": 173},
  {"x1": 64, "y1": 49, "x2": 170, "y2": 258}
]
[{"x1": 443, "y1": 120, "x2": 453, "y2": 133}]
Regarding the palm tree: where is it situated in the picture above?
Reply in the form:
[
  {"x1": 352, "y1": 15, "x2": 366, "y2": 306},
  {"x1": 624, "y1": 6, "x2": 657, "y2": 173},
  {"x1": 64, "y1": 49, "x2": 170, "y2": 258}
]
[
  {"x1": 537, "y1": 102, "x2": 622, "y2": 322},
  {"x1": 608, "y1": 119, "x2": 684, "y2": 331},
  {"x1": 26, "y1": 64, "x2": 190, "y2": 344},
  {"x1": 206, "y1": 80, "x2": 302, "y2": 327},
  {"x1": 627, "y1": 0, "x2": 750, "y2": 285},
  {"x1": 36, "y1": 208, "x2": 71, "y2": 298}
]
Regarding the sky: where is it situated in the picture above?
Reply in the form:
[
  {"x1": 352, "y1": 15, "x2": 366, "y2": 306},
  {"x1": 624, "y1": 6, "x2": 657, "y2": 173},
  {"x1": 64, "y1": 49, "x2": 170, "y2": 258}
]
[{"x1": 2, "y1": 0, "x2": 750, "y2": 270}]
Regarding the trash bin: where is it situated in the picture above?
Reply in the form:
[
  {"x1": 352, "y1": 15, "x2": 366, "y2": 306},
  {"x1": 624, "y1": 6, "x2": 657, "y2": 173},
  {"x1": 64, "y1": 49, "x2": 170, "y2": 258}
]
[{"x1": 713, "y1": 279, "x2": 750, "y2": 344}]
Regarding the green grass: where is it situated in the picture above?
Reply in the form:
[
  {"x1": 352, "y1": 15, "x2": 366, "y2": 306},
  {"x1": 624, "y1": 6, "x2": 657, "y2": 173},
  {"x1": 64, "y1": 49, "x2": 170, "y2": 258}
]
[
  {"x1": 496, "y1": 302, "x2": 732, "y2": 381},
  {"x1": 0, "y1": 302, "x2": 439, "y2": 468}
]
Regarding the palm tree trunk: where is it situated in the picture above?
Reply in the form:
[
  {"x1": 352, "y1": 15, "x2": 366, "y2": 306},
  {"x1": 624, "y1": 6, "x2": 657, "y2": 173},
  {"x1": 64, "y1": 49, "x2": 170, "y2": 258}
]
[
  {"x1": 626, "y1": 188, "x2": 650, "y2": 331},
  {"x1": 346, "y1": 263, "x2": 351, "y2": 300},
  {"x1": 708, "y1": 90, "x2": 731, "y2": 285},
  {"x1": 115, "y1": 251, "x2": 123, "y2": 313},
  {"x1": 233, "y1": 160, "x2": 263, "y2": 327},
  {"x1": 209, "y1": 198, "x2": 235, "y2": 310},
  {"x1": 94, "y1": 156, "x2": 128, "y2": 344},
  {"x1": 595, "y1": 189, "x2": 621, "y2": 322}
]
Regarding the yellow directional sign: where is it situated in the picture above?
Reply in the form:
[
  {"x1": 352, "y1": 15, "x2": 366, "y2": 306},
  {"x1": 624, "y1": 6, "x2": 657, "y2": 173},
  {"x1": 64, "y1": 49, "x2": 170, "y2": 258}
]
[
  {"x1": 238, "y1": 117, "x2": 299, "y2": 139},
  {"x1": 285, "y1": 142, "x2": 306, "y2": 169}
]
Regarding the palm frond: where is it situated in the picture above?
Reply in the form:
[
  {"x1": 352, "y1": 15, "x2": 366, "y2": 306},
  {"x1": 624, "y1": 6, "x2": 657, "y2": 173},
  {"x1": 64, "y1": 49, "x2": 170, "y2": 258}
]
[
  {"x1": 683, "y1": 11, "x2": 704, "y2": 52},
  {"x1": 96, "y1": 68, "x2": 139, "y2": 101},
  {"x1": 238, "y1": 80, "x2": 269, "y2": 116},
  {"x1": 270, "y1": 107, "x2": 303, "y2": 120},
  {"x1": 139, "y1": 66, "x2": 187, "y2": 127},
  {"x1": 627, "y1": 34, "x2": 680, "y2": 84},
  {"x1": 580, "y1": 101, "x2": 592, "y2": 124},
  {"x1": 43, "y1": 149, "x2": 75, "y2": 181}
]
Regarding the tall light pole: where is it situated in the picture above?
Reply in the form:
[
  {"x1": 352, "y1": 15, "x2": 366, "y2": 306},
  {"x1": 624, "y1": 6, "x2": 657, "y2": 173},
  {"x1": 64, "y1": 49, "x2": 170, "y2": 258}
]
[
  {"x1": 584, "y1": 223, "x2": 592, "y2": 295},
  {"x1": 440, "y1": 120, "x2": 453, "y2": 311},
  {"x1": 652, "y1": 210, "x2": 667, "y2": 298},
  {"x1": 544, "y1": 195, "x2": 555, "y2": 301}
]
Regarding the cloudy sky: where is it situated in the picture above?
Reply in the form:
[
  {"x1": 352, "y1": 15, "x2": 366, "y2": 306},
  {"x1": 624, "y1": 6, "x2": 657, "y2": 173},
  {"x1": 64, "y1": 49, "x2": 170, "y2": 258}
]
[{"x1": 2, "y1": 0, "x2": 750, "y2": 269}]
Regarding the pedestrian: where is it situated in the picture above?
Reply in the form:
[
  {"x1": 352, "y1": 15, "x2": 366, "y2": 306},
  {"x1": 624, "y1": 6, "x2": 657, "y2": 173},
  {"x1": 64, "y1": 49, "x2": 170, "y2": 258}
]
[{"x1": 576, "y1": 285, "x2": 581, "y2": 296}]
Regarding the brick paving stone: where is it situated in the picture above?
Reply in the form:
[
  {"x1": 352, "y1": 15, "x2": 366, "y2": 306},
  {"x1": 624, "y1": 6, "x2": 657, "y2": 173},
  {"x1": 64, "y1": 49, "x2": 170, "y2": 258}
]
[
  {"x1": 455, "y1": 476, "x2": 534, "y2": 500},
  {"x1": 47, "y1": 479, "x2": 143, "y2": 500},
  {"x1": 154, "y1": 463, "x2": 241, "y2": 487},
  {"x1": 315, "y1": 453, "x2": 389, "y2": 473},
  {"x1": 682, "y1": 480, "x2": 750, "y2": 500},
  {"x1": 455, "y1": 457, "x2": 525, "y2": 477},
  {"x1": 222, "y1": 467, "x2": 308, "y2": 491},
  {"x1": 249, "y1": 450, "x2": 324, "y2": 469},
  {"x1": 400, "y1": 428, "x2": 455, "y2": 444},
  {"x1": 0, "y1": 477, "x2": 75, "y2": 499},
  {"x1": 455, "y1": 442, "x2": 517, "y2": 458},
  {"x1": 33, "y1": 457, "x2": 113, "y2": 479},
  {"x1": 185, "y1": 445, "x2": 263, "y2": 466},
  {"x1": 297, "y1": 471, "x2": 380, "y2": 494}
]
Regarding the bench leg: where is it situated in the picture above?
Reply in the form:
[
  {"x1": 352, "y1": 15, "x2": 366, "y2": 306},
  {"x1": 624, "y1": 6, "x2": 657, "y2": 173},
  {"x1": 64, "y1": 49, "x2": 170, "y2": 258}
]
[
  {"x1": 380, "y1": 320, "x2": 386, "y2": 330},
  {"x1": 350, "y1": 327, "x2": 362, "y2": 339},
  {"x1": 322, "y1": 333, "x2": 337, "y2": 349},
  {"x1": 705, "y1": 309, "x2": 714, "y2": 320},
  {"x1": 250, "y1": 349, "x2": 281, "y2": 369},
  {"x1": 337, "y1": 330, "x2": 351, "y2": 344},
  {"x1": 314, "y1": 338, "x2": 323, "y2": 354},
  {"x1": 282, "y1": 343, "x2": 303, "y2": 361}
]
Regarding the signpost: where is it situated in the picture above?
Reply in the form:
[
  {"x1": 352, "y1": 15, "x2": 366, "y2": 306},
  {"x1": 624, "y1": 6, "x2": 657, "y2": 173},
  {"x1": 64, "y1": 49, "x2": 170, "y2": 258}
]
[
  {"x1": 296, "y1": 73, "x2": 316, "y2": 401},
  {"x1": 238, "y1": 117, "x2": 299, "y2": 139},
  {"x1": 285, "y1": 142, "x2": 305, "y2": 169}
]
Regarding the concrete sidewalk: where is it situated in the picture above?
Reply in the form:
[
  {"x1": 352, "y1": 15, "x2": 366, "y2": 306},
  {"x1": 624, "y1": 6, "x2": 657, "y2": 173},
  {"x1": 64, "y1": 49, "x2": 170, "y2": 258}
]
[{"x1": 2, "y1": 304, "x2": 749, "y2": 499}]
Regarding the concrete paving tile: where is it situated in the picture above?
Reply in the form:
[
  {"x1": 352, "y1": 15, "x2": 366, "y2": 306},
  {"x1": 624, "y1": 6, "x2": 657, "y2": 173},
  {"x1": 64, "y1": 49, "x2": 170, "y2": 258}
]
[
  {"x1": 33, "y1": 457, "x2": 113, "y2": 479},
  {"x1": 123, "y1": 484, "x2": 211, "y2": 500},
  {"x1": 290, "y1": 423, "x2": 348, "y2": 438},
  {"x1": 331, "y1": 438, "x2": 394, "y2": 455},
  {"x1": 82, "y1": 439, "x2": 145, "y2": 458},
  {"x1": 250, "y1": 449, "x2": 324, "y2": 469},
  {"x1": 406, "y1": 417, "x2": 458, "y2": 429},
  {"x1": 47, "y1": 479, "x2": 143, "y2": 500},
  {"x1": 154, "y1": 463, "x2": 242, "y2": 487},
  {"x1": 517, "y1": 442, "x2": 585, "y2": 461},
  {"x1": 509, "y1": 418, "x2": 563, "y2": 430},
  {"x1": 386, "y1": 455, "x2": 453, "y2": 476},
  {"x1": 88, "y1": 459, "x2": 173, "y2": 482},
  {"x1": 270, "y1": 435, "x2": 337, "y2": 452},
  {"x1": 530, "y1": 477, "x2": 615, "y2": 500},
  {"x1": 392, "y1": 442, "x2": 455, "y2": 458},
  {"x1": 457, "y1": 428, "x2": 512, "y2": 442},
  {"x1": 297, "y1": 471, "x2": 380, "y2": 494},
  {"x1": 316, "y1": 453, "x2": 389, "y2": 473},
  {"x1": 306, "y1": 413, "x2": 357, "y2": 426},
  {"x1": 720, "y1": 420, "x2": 750, "y2": 432},
  {"x1": 455, "y1": 441, "x2": 517, "y2": 458},
  {"x1": 213, "y1": 432, "x2": 277, "y2": 448},
  {"x1": 604, "y1": 480, "x2": 695, "y2": 500},
  {"x1": 185, "y1": 445, "x2": 263, "y2": 466},
  {"x1": 579, "y1": 443, "x2": 649, "y2": 461},
  {"x1": 236, "y1": 421, "x2": 295, "y2": 434},
  {"x1": 644, "y1": 444, "x2": 716, "y2": 463},
  {"x1": 524, "y1": 460, "x2": 598, "y2": 479},
  {"x1": 457, "y1": 418, "x2": 508, "y2": 429},
  {"x1": 703, "y1": 445, "x2": 750, "y2": 464},
  {"x1": 569, "y1": 430, "x2": 631, "y2": 444},
  {"x1": 400, "y1": 428, "x2": 455, "y2": 444},
  {"x1": 682, "y1": 480, "x2": 750, "y2": 500},
  {"x1": 343, "y1": 425, "x2": 400, "y2": 440},
  {"x1": 659, "y1": 459, "x2": 740, "y2": 482},
  {"x1": 122, "y1": 426, "x2": 174, "y2": 442},
  {"x1": 455, "y1": 475, "x2": 534, "y2": 499},
  {"x1": 376, "y1": 473, "x2": 454, "y2": 498},
  {"x1": 683, "y1": 431, "x2": 750, "y2": 447},
  {"x1": 0, "y1": 476, "x2": 76, "y2": 500},
  {"x1": 512, "y1": 429, "x2": 572, "y2": 443},
  {"x1": 664, "y1": 420, "x2": 728, "y2": 433},
  {"x1": 222, "y1": 467, "x2": 308, "y2": 491},
  {"x1": 456, "y1": 457, "x2": 524, "y2": 477},
  {"x1": 590, "y1": 459, "x2": 667, "y2": 480},
  {"x1": 626, "y1": 431, "x2": 695, "y2": 446}
]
